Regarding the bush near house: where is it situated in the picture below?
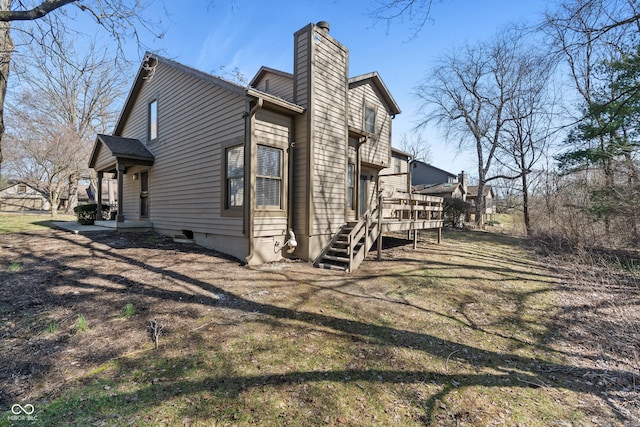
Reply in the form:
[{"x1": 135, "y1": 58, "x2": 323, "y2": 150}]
[
  {"x1": 443, "y1": 197, "x2": 470, "y2": 228},
  {"x1": 73, "y1": 203, "x2": 110, "y2": 225}
]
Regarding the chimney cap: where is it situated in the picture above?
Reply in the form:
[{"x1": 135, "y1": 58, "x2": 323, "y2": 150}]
[{"x1": 316, "y1": 21, "x2": 330, "y2": 32}]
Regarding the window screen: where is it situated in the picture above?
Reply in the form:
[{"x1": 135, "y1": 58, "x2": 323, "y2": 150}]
[{"x1": 256, "y1": 145, "x2": 282, "y2": 207}]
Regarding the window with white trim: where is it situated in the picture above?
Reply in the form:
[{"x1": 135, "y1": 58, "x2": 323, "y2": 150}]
[
  {"x1": 226, "y1": 145, "x2": 244, "y2": 208},
  {"x1": 256, "y1": 145, "x2": 282, "y2": 208},
  {"x1": 148, "y1": 99, "x2": 158, "y2": 140}
]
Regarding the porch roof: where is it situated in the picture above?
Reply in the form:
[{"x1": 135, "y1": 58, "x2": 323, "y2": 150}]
[{"x1": 89, "y1": 134, "x2": 155, "y2": 172}]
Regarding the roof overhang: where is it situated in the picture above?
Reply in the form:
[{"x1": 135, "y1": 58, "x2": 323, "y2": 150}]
[
  {"x1": 247, "y1": 88, "x2": 304, "y2": 115},
  {"x1": 349, "y1": 72, "x2": 401, "y2": 116}
]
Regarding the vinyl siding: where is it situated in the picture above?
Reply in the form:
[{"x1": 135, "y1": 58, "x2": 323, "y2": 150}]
[
  {"x1": 118, "y1": 60, "x2": 246, "y2": 236},
  {"x1": 293, "y1": 28, "x2": 311, "y2": 240},
  {"x1": 253, "y1": 109, "x2": 290, "y2": 237},
  {"x1": 92, "y1": 144, "x2": 116, "y2": 172},
  {"x1": 253, "y1": 72, "x2": 294, "y2": 103},
  {"x1": 310, "y1": 27, "x2": 348, "y2": 236},
  {"x1": 380, "y1": 153, "x2": 410, "y2": 195},
  {"x1": 348, "y1": 81, "x2": 392, "y2": 168}
]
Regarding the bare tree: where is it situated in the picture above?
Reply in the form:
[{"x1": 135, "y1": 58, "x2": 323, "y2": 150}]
[
  {"x1": 398, "y1": 132, "x2": 431, "y2": 162},
  {"x1": 5, "y1": 117, "x2": 82, "y2": 216},
  {"x1": 369, "y1": 0, "x2": 438, "y2": 37},
  {"x1": 543, "y1": 0, "x2": 640, "y2": 240},
  {"x1": 6, "y1": 26, "x2": 125, "y2": 215},
  {"x1": 0, "y1": 0, "x2": 161, "y2": 170},
  {"x1": 416, "y1": 29, "x2": 539, "y2": 227},
  {"x1": 496, "y1": 54, "x2": 555, "y2": 236}
]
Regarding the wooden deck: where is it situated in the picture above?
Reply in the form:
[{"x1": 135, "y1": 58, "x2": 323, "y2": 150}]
[{"x1": 315, "y1": 192, "x2": 444, "y2": 272}]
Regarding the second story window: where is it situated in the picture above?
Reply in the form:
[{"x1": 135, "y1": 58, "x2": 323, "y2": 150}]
[
  {"x1": 17, "y1": 184, "x2": 27, "y2": 193},
  {"x1": 148, "y1": 99, "x2": 158, "y2": 141},
  {"x1": 364, "y1": 105, "x2": 375, "y2": 134},
  {"x1": 394, "y1": 157, "x2": 402, "y2": 174}
]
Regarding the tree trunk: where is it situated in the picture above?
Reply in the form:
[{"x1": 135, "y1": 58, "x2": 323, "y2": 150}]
[
  {"x1": 521, "y1": 169, "x2": 531, "y2": 236},
  {"x1": 0, "y1": 0, "x2": 13, "y2": 168},
  {"x1": 475, "y1": 181, "x2": 485, "y2": 228},
  {"x1": 66, "y1": 172, "x2": 79, "y2": 213}
]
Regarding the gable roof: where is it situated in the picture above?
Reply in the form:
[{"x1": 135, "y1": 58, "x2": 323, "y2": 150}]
[
  {"x1": 349, "y1": 72, "x2": 401, "y2": 116},
  {"x1": 115, "y1": 53, "x2": 304, "y2": 135},
  {"x1": 249, "y1": 66, "x2": 294, "y2": 88},
  {"x1": 414, "y1": 182, "x2": 464, "y2": 196},
  {"x1": 0, "y1": 179, "x2": 48, "y2": 195},
  {"x1": 467, "y1": 185, "x2": 494, "y2": 198},
  {"x1": 411, "y1": 160, "x2": 457, "y2": 179},
  {"x1": 88, "y1": 134, "x2": 155, "y2": 170}
]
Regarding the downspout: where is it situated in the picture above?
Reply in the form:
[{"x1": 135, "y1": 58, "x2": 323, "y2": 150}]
[
  {"x1": 244, "y1": 97, "x2": 263, "y2": 265},
  {"x1": 286, "y1": 117, "x2": 296, "y2": 256}
]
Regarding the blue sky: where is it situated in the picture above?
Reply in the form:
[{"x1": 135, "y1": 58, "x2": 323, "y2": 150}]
[{"x1": 105, "y1": 1, "x2": 554, "y2": 177}]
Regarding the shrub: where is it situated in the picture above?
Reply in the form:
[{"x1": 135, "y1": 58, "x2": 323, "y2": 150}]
[
  {"x1": 443, "y1": 197, "x2": 470, "y2": 228},
  {"x1": 73, "y1": 203, "x2": 110, "y2": 225}
]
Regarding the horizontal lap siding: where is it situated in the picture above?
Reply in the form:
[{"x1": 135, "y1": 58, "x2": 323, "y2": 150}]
[
  {"x1": 93, "y1": 145, "x2": 115, "y2": 171},
  {"x1": 380, "y1": 154, "x2": 409, "y2": 194},
  {"x1": 293, "y1": 29, "x2": 310, "y2": 237},
  {"x1": 348, "y1": 82, "x2": 392, "y2": 168},
  {"x1": 254, "y1": 110, "x2": 290, "y2": 236},
  {"x1": 254, "y1": 72, "x2": 294, "y2": 103},
  {"x1": 311, "y1": 29, "x2": 348, "y2": 235},
  {"x1": 119, "y1": 61, "x2": 245, "y2": 236}
]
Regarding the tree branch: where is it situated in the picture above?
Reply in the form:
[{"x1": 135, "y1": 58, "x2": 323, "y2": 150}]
[{"x1": 0, "y1": 0, "x2": 76, "y2": 22}]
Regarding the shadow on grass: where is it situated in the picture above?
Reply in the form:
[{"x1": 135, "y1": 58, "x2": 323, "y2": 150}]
[{"x1": 1, "y1": 229, "x2": 637, "y2": 424}]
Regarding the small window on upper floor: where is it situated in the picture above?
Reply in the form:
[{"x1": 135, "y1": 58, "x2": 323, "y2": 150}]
[
  {"x1": 148, "y1": 99, "x2": 158, "y2": 141},
  {"x1": 394, "y1": 157, "x2": 402, "y2": 174},
  {"x1": 364, "y1": 105, "x2": 376, "y2": 134},
  {"x1": 17, "y1": 184, "x2": 27, "y2": 193}
]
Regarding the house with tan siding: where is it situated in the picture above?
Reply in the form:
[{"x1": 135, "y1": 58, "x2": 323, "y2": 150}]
[{"x1": 89, "y1": 21, "x2": 443, "y2": 271}]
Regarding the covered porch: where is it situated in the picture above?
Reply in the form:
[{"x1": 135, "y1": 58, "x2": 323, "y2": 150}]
[{"x1": 88, "y1": 134, "x2": 155, "y2": 228}]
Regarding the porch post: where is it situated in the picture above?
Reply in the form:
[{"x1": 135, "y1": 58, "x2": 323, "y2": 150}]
[
  {"x1": 96, "y1": 171, "x2": 103, "y2": 207},
  {"x1": 116, "y1": 163, "x2": 125, "y2": 223}
]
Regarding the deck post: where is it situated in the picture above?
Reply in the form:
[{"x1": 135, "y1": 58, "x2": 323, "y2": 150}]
[
  {"x1": 116, "y1": 163, "x2": 126, "y2": 223},
  {"x1": 437, "y1": 227, "x2": 442, "y2": 244},
  {"x1": 377, "y1": 193, "x2": 383, "y2": 261},
  {"x1": 96, "y1": 171, "x2": 103, "y2": 208}
]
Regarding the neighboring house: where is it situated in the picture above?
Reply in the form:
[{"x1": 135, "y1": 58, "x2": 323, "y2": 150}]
[
  {"x1": 414, "y1": 182, "x2": 465, "y2": 200},
  {"x1": 467, "y1": 185, "x2": 496, "y2": 222},
  {"x1": 411, "y1": 161, "x2": 458, "y2": 186},
  {"x1": 0, "y1": 180, "x2": 50, "y2": 211},
  {"x1": 88, "y1": 21, "x2": 443, "y2": 271}
]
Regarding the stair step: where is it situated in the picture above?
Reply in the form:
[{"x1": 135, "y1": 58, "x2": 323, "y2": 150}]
[
  {"x1": 322, "y1": 254, "x2": 350, "y2": 263},
  {"x1": 328, "y1": 247, "x2": 349, "y2": 254},
  {"x1": 316, "y1": 262, "x2": 348, "y2": 271}
]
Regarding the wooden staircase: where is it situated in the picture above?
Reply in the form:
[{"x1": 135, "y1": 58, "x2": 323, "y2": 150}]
[{"x1": 314, "y1": 197, "x2": 381, "y2": 272}]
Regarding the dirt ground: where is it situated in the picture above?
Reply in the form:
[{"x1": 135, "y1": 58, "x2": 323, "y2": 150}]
[{"x1": 1, "y1": 227, "x2": 638, "y2": 424}]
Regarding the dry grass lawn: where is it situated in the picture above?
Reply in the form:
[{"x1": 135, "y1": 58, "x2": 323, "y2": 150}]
[{"x1": 0, "y1": 223, "x2": 638, "y2": 426}]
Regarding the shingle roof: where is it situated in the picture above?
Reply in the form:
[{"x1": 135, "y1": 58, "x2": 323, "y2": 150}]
[{"x1": 96, "y1": 134, "x2": 155, "y2": 161}]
